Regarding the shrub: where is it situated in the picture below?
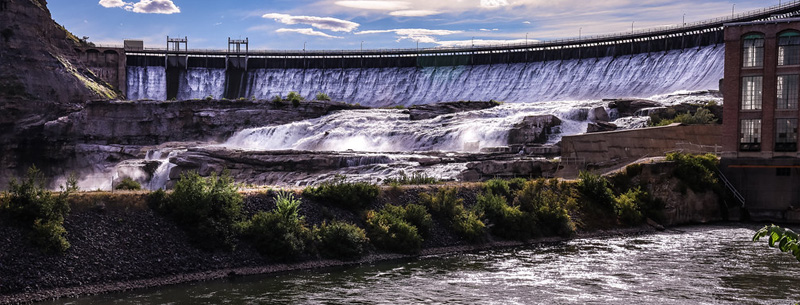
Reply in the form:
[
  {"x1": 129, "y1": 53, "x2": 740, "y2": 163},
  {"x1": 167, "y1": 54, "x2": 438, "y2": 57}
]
[
  {"x1": 666, "y1": 153, "x2": 719, "y2": 193},
  {"x1": 271, "y1": 94, "x2": 283, "y2": 103},
  {"x1": 274, "y1": 190, "x2": 301, "y2": 220},
  {"x1": 314, "y1": 221, "x2": 369, "y2": 259},
  {"x1": 365, "y1": 208, "x2": 422, "y2": 253},
  {"x1": 315, "y1": 92, "x2": 331, "y2": 101},
  {"x1": 654, "y1": 107, "x2": 717, "y2": 126},
  {"x1": 1, "y1": 166, "x2": 73, "y2": 253},
  {"x1": 383, "y1": 173, "x2": 440, "y2": 185},
  {"x1": 401, "y1": 204, "x2": 433, "y2": 236},
  {"x1": 576, "y1": 171, "x2": 615, "y2": 212},
  {"x1": 476, "y1": 192, "x2": 531, "y2": 240},
  {"x1": 205, "y1": 95, "x2": 214, "y2": 101},
  {"x1": 484, "y1": 179, "x2": 511, "y2": 198},
  {"x1": 514, "y1": 179, "x2": 576, "y2": 237},
  {"x1": 244, "y1": 210, "x2": 311, "y2": 259},
  {"x1": 614, "y1": 187, "x2": 645, "y2": 226},
  {"x1": 287, "y1": 91, "x2": 304, "y2": 107},
  {"x1": 420, "y1": 188, "x2": 485, "y2": 241},
  {"x1": 155, "y1": 171, "x2": 243, "y2": 250},
  {"x1": 115, "y1": 177, "x2": 142, "y2": 190},
  {"x1": 304, "y1": 176, "x2": 380, "y2": 210}
]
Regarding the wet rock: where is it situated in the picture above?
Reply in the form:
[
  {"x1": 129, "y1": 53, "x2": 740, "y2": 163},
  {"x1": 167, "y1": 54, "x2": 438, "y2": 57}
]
[
  {"x1": 586, "y1": 121, "x2": 619, "y2": 133},
  {"x1": 606, "y1": 99, "x2": 661, "y2": 117},
  {"x1": 408, "y1": 101, "x2": 500, "y2": 120},
  {"x1": 589, "y1": 107, "x2": 610, "y2": 122},
  {"x1": 458, "y1": 159, "x2": 558, "y2": 181},
  {"x1": 507, "y1": 115, "x2": 562, "y2": 145}
]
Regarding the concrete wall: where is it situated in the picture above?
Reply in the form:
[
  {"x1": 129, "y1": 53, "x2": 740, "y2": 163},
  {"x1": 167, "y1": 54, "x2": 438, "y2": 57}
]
[
  {"x1": 74, "y1": 47, "x2": 126, "y2": 96},
  {"x1": 560, "y1": 124, "x2": 722, "y2": 165},
  {"x1": 721, "y1": 157, "x2": 800, "y2": 218}
]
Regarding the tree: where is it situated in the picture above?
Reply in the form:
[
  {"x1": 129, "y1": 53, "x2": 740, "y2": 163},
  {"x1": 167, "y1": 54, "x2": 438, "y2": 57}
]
[{"x1": 753, "y1": 225, "x2": 800, "y2": 262}]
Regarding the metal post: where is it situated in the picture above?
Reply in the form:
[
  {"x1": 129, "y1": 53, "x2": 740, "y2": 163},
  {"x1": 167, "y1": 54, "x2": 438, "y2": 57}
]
[{"x1": 732, "y1": 4, "x2": 735, "y2": 18}]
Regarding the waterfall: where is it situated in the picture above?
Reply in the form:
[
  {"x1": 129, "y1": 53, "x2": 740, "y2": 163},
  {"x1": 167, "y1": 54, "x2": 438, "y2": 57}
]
[{"x1": 126, "y1": 46, "x2": 724, "y2": 106}]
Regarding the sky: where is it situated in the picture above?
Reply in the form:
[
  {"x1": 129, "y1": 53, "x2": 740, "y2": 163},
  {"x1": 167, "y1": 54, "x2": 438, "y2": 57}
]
[{"x1": 48, "y1": 0, "x2": 778, "y2": 51}]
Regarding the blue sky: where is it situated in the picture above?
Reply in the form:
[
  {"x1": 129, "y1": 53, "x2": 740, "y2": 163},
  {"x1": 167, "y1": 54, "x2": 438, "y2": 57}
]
[{"x1": 49, "y1": 0, "x2": 775, "y2": 50}]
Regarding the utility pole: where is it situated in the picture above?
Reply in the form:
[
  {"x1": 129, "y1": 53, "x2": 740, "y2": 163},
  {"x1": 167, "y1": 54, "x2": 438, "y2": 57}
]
[
  {"x1": 732, "y1": 4, "x2": 735, "y2": 18},
  {"x1": 579, "y1": 27, "x2": 582, "y2": 40},
  {"x1": 632, "y1": 21, "x2": 635, "y2": 33},
  {"x1": 683, "y1": 13, "x2": 685, "y2": 26}
]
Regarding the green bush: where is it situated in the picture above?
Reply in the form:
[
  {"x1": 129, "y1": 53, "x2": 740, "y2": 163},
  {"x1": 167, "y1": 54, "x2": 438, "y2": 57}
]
[
  {"x1": 666, "y1": 152, "x2": 719, "y2": 193},
  {"x1": 244, "y1": 210, "x2": 311, "y2": 259},
  {"x1": 115, "y1": 177, "x2": 142, "y2": 190},
  {"x1": 315, "y1": 92, "x2": 331, "y2": 101},
  {"x1": 304, "y1": 176, "x2": 380, "y2": 210},
  {"x1": 274, "y1": 190, "x2": 301, "y2": 220},
  {"x1": 476, "y1": 192, "x2": 531, "y2": 240},
  {"x1": 154, "y1": 171, "x2": 243, "y2": 250},
  {"x1": 576, "y1": 171, "x2": 615, "y2": 212},
  {"x1": 653, "y1": 107, "x2": 717, "y2": 126},
  {"x1": 420, "y1": 188, "x2": 485, "y2": 241},
  {"x1": 614, "y1": 188, "x2": 645, "y2": 226},
  {"x1": 365, "y1": 208, "x2": 423, "y2": 254},
  {"x1": 287, "y1": 91, "x2": 304, "y2": 107},
  {"x1": 1, "y1": 166, "x2": 73, "y2": 253},
  {"x1": 205, "y1": 95, "x2": 214, "y2": 101},
  {"x1": 383, "y1": 173, "x2": 440, "y2": 185},
  {"x1": 514, "y1": 179, "x2": 576, "y2": 237},
  {"x1": 484, "y1": 179, "x2": 511, "y2": 198},
  {"x1": 271, "y1": 94, "x2": 283, "y2": 103},
  {"x1": 314, "y1": 221, "x2": 369, "y2": 259},
  {"x1": 401, "y1": 204, "x2": 433, "y2": 236}
]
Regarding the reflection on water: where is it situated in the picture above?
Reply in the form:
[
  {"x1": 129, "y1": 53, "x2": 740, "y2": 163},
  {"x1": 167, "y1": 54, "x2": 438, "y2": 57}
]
[{"x1": 55, "y1": 225, "x2": 800, "y2": 305}]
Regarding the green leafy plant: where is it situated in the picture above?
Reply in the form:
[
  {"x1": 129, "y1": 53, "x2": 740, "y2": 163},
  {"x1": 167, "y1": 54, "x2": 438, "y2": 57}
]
[
  {"x1": 315, "y1": 92, "x2": 331, "y2": 101},
  {"x1": 614, "y1": 187, "x2": 645, "y2": 225},
  {"x1": 314, "y1": 221, "x2": 369, "y2": 259},
  {"x1": 274, "y1": 190, "x2": 302, "y2": 220},
  {"x1": 514, "y1": 179, "x2": 576, "y2": 238},
  {"x1": 383, "y1": 173, "x2": 440, "y2": 185},
  {"x1": 304, "y1": 176, "x2": 380, "y2": 210},
  {"x1": 205, "y1": 95, "x2": 214, "y2": 101},
  {"x1": 420, "y1": 188, "x2": 485, "y2": 241},
  {"x1": 665, "y1": 152, "x2": 719, "y2": 193},
  {"x1": 287, "y1": 91, "x2": 304, "y2": 107},
  {"x1": 753, "y1": 225, "x2": 800, "y2": 262},
  {"x1": 365, "y1": 207, "x2": 423, "y2": 254},
  {"x1": 1, "y1": 166, "x2": 73, "y2": 253},
  {"x1": 476, "y1": 192, "x2": 531, "y2": 240},
  {"x1": 244, "y1": 210, "x2": 311, "y2": 259},
  {"x1": 576, "y1": 171, "x2": 615, "y2": 212},
  {"x1": 153, "y1": 171, "x2": 243, "y2": 250},
  {"x1": 652, "y1": 107, "x2": 717, "y2": 126},
  {"x1": 271, "y1": 94, "x2": 283, "y2": 103},
  {"x1": 115, "y1": 177, "x2": 142, "y2": 191}
]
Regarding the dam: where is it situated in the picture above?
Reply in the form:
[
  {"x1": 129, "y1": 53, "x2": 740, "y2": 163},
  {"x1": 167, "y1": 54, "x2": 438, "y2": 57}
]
[{"x1": 74, "y1": 2, "x2": 800, "y2": 106}]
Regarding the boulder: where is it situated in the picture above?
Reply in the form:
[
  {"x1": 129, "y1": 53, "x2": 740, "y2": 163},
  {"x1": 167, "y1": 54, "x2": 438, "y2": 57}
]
[
  {"x1": 507, "y1": 115, "x2": 562, "y2": 145},
  {"x1": 458, "y1": 160, "x2": 558, "y2": 181},
  {"x1": 408, "y1": 101, "x2": 500, "y2": 120},
  {"x1": 589, "y1": 107, "x2": 610, "y2": 122},
  {"x1": 586, "y1": 121, "x2": 618, "y2": 133},
  {"x1": 606, "y1": 99, "x2": 661, "y2": 117}
]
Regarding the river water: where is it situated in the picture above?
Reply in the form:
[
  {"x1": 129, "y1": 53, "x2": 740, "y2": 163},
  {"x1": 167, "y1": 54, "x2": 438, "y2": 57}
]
[{"x1": 52, "y1": 225, "x2": 800, "y2": 304}]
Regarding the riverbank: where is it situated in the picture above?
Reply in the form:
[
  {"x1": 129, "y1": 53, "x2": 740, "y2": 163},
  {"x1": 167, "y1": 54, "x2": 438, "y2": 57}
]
[{"x1": 0, "y1": 160, "x2": 731, "y2": 304}]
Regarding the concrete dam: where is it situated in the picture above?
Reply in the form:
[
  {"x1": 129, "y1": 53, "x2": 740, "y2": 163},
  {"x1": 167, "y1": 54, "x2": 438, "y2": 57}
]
[{"x1": 76, "y1": 2, "x2": 800, "y2": 106}]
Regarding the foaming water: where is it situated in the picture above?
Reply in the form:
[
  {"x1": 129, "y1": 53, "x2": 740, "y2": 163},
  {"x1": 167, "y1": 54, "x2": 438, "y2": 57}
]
[
  {"x1": 225, "y1": 101, "x2": 603, "y2": 152},
  {"x1": 53, "y1": 225, "x2": 800, "y2": 304},
  {"x1": 127, "y1": 47, "x2": 723, "y2": 106}
]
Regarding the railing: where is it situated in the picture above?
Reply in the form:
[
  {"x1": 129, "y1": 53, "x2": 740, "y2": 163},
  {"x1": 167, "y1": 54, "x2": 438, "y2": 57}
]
[
  {"x1": 94, "y1": 0, "x2": 800, "y2": 56},
  {"x1": 717, "y1": 169, "x2": 746, "y2": 208}
]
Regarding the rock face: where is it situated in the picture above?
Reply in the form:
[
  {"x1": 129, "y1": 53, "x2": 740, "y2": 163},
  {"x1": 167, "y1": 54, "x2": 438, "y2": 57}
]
[
  {"x1": 457, "y1": 160, "x2": 558, "y2": 181},
  {"x1": 408, "y1": 101, "x2": 500, "y2": 120},
  {"x1": 586, "y1": 121, "x2": 618, "y2": 133},
  {"x1": 507, "y1": 115, "x2": 562, "y2": 145},
  {"x1": 606, "y1": 99, "x2": 661, "y2": 117}
]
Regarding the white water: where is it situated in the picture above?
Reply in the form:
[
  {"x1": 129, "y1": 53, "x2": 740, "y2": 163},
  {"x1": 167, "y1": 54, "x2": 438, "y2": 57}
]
[{"x1": 127, "y1": 46, "x2": 724, "y2": 106}]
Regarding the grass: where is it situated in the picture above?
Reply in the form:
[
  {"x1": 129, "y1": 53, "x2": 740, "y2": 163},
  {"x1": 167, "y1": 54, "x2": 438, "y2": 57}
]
[{"x1": 304, "y1": 176, "x2": 380, "y2": 210}]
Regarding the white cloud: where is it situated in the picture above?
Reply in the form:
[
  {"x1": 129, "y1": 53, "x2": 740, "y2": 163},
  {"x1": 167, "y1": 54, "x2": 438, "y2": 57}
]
[
  {"x1": 389, "y1": 10, "x2": 439, "y2": 17},
  {"x1": 132, "y1": 0, "x2": 180, "y2": 14},
  {"x1": 335, "y1": 1, "x2": 410, "y2": 11},
  {"x1": 356, "y1": 28, "x2": 461, "y2": 43},
  {"x1": 480, "y1": 0, "x2": 509, "y2": 8},
  {"x1": 98, "y1": 0, "x2": 127, "y2": 8},
  {"x1": 436, "y1": 38, "x2": 533, "y2": 47},
  {"x1": 479, "y1": 28, "x2": 499, "y2": 32},
  {"x1": 262, "y1": 13, "x2": 359, "y2": 32},
  {"x1": 523, "y1": 21, "x2": 531, "y2": 24},
  {"x1": 98, "y1": 0, "x2": 179, "y2": 14},
  {"x1": 276, "y1": 28, "x2": 343, "y2": 39}
]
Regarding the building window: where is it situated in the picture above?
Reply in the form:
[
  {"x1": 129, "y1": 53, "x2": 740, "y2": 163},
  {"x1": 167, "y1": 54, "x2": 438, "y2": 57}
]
[
  {"x1": 777, "y1": 75, "x2": 799, "y2": 109},
  {"x1": 777, "y1": 168, "x2": 791, "y2": 177},
  {"x1": 740, "y1": 119, "x2": 761, "y2": 151},
  {"x1": 743, "y1": 33, "x2": 764, "y2": 68},
  {"x1": 0, "y1": 0, "x2": 6, "y2": 11},
  {"x1": 779, "y1": 31, "x2": 800, "y2": 66},
  {"x1": 741, "y1": 76, "x2": 763, "y2": 110},
  {"x1": 775, "y1": 118, "x2": 798, "y2": 152}
]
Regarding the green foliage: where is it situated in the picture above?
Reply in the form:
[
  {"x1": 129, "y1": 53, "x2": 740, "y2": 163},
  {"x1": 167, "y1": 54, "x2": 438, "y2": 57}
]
[
  {"x1": 315, "y1": 92, "x2": 331, "y2": 101},
  {"x1": 476, "y1": 192, "x2": 530, "y2": 240},
  {"x1": 614, "y1": 188, "x2": 645, "y2": 226},
  {"x1": 274, "y1": 190, "x2": 302, "y2": 220},
  {"x1": 485, "y1": 179, "x2": 511, "y2": 198},
  {"x1": 753, "y1": 225, "x2": 800, "y2": 262},
  {"x1": 391, "y1": 105, "x2": 406, "y2": 109},
  {"x1": 1, "y1": 166, "x2": 72, "y2": 253},
  {"x1": 420, "y1": 188, "x2": 485, "y2": 241},
  {"x1": 115, "y1": 177, "x2": 142, "y2": 191},
  {"x1": 383, "y1": 173, "x2": 440, "y2": 185},
  {"x1": 304, "y1": 176, "x2": 380, "y2": 210},
  {"x1": 365, "y1": 207, "x2": 423, "y2": 253},
  {"x1": 205, "y1": 95, "x2": 214, "y2": 101},
  {"x1": 287, "y1": 91, "x2": 304, "y2": 107},
  {"x1": 314, "y1": 221, "x2": 369, "y2": 259},
  {"x1": 652, "y1": 107, "x2": 718, "y2": 126},
  {"x1": 244, "y1": 210, "x2": 311, "y2": 259},
  {"x1": 271, "y1": 94, "x2": 283, "y2": 103},
  {"x1": 153, "y1": 171, "x2": 243, "y2": 250},
  {"x1": 513, "y1": 179, "x2": 576, "y2": 237},
  {"x1": 576, "y1": 171, "x2": 615, "y2": 212},
  {"x1": 665, "y1": 153, "x2": 719, "y2": 193},
  {"x1": 401, "y1": 204, "x2": 434, "y2": 236}
]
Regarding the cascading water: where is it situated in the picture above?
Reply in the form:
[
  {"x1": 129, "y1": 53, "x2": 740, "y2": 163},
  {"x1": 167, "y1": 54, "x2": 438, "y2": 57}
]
[{"x1": 127, "y1": 46, "x2": 723, "y2": 106}]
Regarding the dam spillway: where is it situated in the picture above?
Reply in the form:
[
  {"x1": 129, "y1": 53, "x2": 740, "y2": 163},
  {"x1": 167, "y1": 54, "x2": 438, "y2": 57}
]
[{"x1": 126, "y1": 46, "x2": 725, "y2": 106}]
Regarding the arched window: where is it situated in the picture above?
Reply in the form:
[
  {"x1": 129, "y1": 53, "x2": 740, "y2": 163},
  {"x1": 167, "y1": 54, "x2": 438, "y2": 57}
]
[
  {"x1": 779, "y1": 31, "x2": 800, "y2": 66},
  {"x1": 743, "y1": 33, "x2": 764, "y2": 68}
]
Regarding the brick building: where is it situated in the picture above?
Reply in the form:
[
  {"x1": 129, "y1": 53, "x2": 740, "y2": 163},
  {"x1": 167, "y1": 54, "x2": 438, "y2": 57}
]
[{"x1": 722, "y1": 18, "x2": 800, "y2": 219}]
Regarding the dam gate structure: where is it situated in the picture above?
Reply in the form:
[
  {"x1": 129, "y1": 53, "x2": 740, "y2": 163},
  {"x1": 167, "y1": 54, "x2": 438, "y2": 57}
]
[{"x1": 79, "y1": 2, "x2": 800, "y2": 102}]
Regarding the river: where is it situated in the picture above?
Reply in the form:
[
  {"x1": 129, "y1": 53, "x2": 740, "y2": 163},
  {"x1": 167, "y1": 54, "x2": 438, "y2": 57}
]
[{"x1": 51, "y1": 225, "x2": 800, "y2": 304}]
